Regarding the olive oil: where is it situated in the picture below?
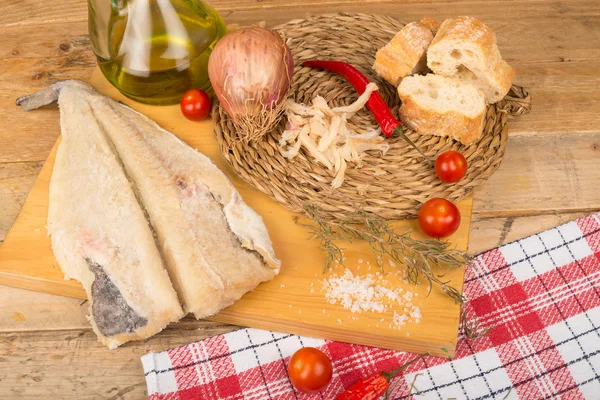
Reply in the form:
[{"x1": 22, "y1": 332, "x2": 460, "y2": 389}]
[{"x1": 92, "y1": 0, "x2": 226, "y2": 105}]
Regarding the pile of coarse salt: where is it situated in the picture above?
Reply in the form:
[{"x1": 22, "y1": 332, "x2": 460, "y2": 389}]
[{"x1": 321, "y1": 269, "x2": 421, "y2": 330}]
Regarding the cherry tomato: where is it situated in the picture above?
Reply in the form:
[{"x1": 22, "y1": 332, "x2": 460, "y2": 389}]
[
  {"x1": 435, "y1": 151, "x2": 468, "y2": 183},
  {"x1": 180, "y1": 89, "x2": 211, "y2": 121},
  {"x1": 288, "y1": 347, "x2": 333, "y2": 393},
  {"x1": 418, "y1": 198, "x2": 461, "y2": 238}
]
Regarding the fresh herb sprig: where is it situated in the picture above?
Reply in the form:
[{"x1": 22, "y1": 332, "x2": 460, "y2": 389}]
[
  {"x1": 296, "y1": 204, "x2": 471, "y2": 304},
  {"x1": 460, "y1": 306, "x2": 494, "y2": 339}
]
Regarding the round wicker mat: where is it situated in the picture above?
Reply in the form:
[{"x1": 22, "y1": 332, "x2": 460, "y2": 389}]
[{"x1": 214, "y1": 13, "x2": 532, "y2": 220}]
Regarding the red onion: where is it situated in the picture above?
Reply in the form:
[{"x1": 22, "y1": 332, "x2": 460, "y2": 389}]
[{"x1": 208, "y1": 26, "x2": 294, "y2": 141}]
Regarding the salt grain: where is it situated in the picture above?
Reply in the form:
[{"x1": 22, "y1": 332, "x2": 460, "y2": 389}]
[
  {"x1": 318, "y1": 260, "x2": 424, "y2": 329},
  {"x1": 392, "y1": 311, "x2": 408, "y2": 329}
]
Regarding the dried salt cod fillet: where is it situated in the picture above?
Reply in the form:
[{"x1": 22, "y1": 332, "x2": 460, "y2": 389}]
[
  {"x1": 17, "y1": 81, "x2": 184, "y2": 349},
  {"x1": 83, "y1": 88, "x2": 281, "y2": 319}
]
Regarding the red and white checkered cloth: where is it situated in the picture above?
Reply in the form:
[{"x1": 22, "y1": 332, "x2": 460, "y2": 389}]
[{"x1": 142, "y1": 213, "x2": 600, "y2": 399}]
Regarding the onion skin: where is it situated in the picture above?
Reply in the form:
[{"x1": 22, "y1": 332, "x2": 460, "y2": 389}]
[{"x1": 208, "y1": 26, "x2": 294, "y2": 118}]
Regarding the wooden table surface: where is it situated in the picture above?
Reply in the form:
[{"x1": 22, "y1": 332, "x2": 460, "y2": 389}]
[{"x1": 1, "y1": 0, "x2": 599, "y2": 398}]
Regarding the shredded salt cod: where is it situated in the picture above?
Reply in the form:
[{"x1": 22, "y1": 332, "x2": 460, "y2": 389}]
[{"x1": 279, "y1": 83, "x2": 389, "y2": 189}]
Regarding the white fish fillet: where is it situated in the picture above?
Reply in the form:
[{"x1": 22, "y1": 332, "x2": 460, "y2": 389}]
[
  {"x1": 16, "y1": 80, "x2": 281, "y2": 344},
  {"x1": 17, "y1": 82, "x2": 184, "y2": 349},
  {"x1": 87, "y1": 92, "x2": 281, "y2": 318}
]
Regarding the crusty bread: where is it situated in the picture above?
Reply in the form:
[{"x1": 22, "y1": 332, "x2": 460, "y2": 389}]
[
  {"x1": 427, "y1": 16, "x2": 515, "y2": 104},
  {"x1": 398, "y1": 74, "x2": 486, "y2": 145},
  {"x1": 373, "y1": 21, "x2": 436, "y2": 86},
  {"x1": 419, "y1": 17, "x2": 440, "y2": 35}
]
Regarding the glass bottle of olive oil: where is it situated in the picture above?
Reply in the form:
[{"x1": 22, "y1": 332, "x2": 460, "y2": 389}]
[{"x1": 88, "y1": 0, "x2": 226, "y2": 105}]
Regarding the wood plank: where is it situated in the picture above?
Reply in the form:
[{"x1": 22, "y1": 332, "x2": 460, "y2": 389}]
[
  {"x1": 0, "y1": 284, "x2": 234, "y2": 334},
  {"x1": 0, "y1": 0, "x2": 525, "y2": 27},
  {"x1": 469, "y1": 211, "x2": 594, "y2": 255},
  {"x1": 0, "y1": 162, "x2": 42, "y2": 243},
  {"x1": 2, "y1": 0, "x2": 599, "y2": 27},
  {"x1": 2, "y1": 1, "x2": 598, "y2": 67},
  {"x1": 2, "y1": 59, "x2": 597, "y2": 161},
  {"x1": 0, "y1": 23, "x2": 90, "y2": 61},
  {"x1": 473, "y1": 132, "x2": 600, "y2": 216},
  {"x1": 0, "y1": 326, "x2": 236, "y2": 399},
  {"x1": 2, "y1": 6, "x2": 598, "y2": 64},
  {"x1": 507, "y1": 62, "x2": 600, "y2": 136},
  {"x1": 0, "y1": 209, "x2": 594, "y2": 333},
  {"x1": 0, "y1": 286, "x2": 88, "y2": 332},
  {"x1": 2, "y1": 130, "x2": 598, "y2": 242},
  {"x1": 1, "y1": 2, "x2": 599, "y2": 163},
  {"x1": 0, "y1": 0, "x2": 86, "y2": 27}
]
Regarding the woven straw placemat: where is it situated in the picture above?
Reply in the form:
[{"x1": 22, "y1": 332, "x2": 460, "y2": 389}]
[{"x1": 214, "y1": 13, "x2": 532, "y2": 220}]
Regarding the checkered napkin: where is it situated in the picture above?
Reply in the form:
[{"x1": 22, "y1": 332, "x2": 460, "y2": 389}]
[{"x1": 142, "y1": 213, "x2": 600, "y2": 399}]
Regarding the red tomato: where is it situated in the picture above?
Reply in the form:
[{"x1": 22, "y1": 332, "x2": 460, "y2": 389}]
[
  {"x1": 435, "y1": 151, "x2": 468, "y2": 183},
  {"x1": 180, "y1": 89, "x2": 211, "y2": 121},
  {"x1": 418, "y1": 198, "x2": 461, "y2": 238},
  {"x1": 288, "y1": 347, "x2": 333, "y2": 393}
]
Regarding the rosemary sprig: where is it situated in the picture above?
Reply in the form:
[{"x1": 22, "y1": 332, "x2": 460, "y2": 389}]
[
  {"x1": 460, "y1": 306, "x2": 493, "y2": 339},
  {"x1": 297, "y1": 204, "x2": 471, "y2": 304}
]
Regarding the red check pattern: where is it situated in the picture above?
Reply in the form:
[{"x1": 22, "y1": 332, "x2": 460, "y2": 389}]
[{"x1": 142, "y1": 213, "x2": 600, "y2": 399}]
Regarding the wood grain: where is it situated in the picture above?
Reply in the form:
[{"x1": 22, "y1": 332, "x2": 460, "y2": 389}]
[
  {"x1": 0, "y1": 162, "x2": 42, "y2": 243},
  {"x1": 0, "y1": 325, "x2": 236, "y2": 399},
  {"x1": 0, "y1": 0, "x2": 599, "y2": 396},
  {"x1": 0, "y1": 70, "x2": 474, "y2": 358},
  {"x1": 0, "y1": 286, "x2": 88, "y2": 332},
  {"x1": 0, "y1": 209, "x2": 592, "y2": 334},
  {"x1": 474, "y1": 132, "x2": 600, "y2": 216},
  {"x1": 2, "y1": 1, "x2": 599, "y2": 163},
  {"x1": 2, "y1": 132, "x2": 597, "y2": 248},
  {"x1": 469, "y1": 211, "x2": 594, "y2": 255}
]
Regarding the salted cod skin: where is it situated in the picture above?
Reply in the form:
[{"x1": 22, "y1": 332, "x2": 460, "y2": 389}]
[
  {"x1": 17, "y1": 81, "x2": 184, "y2": 349},
  {"x1": 84, "y1": 88, "x2": 281, "y2": 319}
]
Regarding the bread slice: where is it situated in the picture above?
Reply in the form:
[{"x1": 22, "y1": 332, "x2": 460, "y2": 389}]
[
  {"x1": 427, "y1": 16, "x2": 515, "y2": 104},
  {"x1": 419, "y1": 17, "x2": 440, "y2": 35},
  {"x1": 373, "y1": 21, "x2": 436, "y2": 86},
  {"x1": 398, "y1": 74, "x2": 486, "y2": 145}
]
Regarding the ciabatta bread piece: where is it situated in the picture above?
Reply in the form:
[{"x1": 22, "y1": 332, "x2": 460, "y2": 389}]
[
  {"x1": 398, "y1": 74, "x2": 486, "y2": 145},
  {"x1": 427, "y1": 16, "x2": 515, "y2": 104},
  {"x1": 17, "y1": 81, "x2": 185, "y2": 349},
  {"x1": 373, "y1": 21, "x2": 437, "y2": 86},
  {"x1": 419, "y1": 17, "x2": 440, "y2": 35}
]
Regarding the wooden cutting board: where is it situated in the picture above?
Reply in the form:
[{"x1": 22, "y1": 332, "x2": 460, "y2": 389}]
[{"x1": 0, "y1": 69, "x2": 472, "y2": 357}]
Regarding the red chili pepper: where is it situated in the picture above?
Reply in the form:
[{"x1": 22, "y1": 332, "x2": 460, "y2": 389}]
[
  {"x1": 334, "y1": 354, "x2": 427, "y2": 400},
  {"x1": 302, "y1": 60, "x2": 430, "y2": 164}
]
